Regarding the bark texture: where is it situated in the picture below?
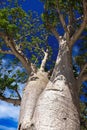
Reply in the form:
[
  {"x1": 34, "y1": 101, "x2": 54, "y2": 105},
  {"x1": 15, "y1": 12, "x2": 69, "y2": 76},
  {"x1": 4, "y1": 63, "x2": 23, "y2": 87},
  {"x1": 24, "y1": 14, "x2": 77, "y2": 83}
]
[
  {"x1": 33, "y1": 40, "x2": 80, "y2": 130},
  {"x1": 18, "y1": 40, "x2": 80, "y2": 130},
  {"x1": 18, "y1": 71, "x2": 49, "y2": 130}
]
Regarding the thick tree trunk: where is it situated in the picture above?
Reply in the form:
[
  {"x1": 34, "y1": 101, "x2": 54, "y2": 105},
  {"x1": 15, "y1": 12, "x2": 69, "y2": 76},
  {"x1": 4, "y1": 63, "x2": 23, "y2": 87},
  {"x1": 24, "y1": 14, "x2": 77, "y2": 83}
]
[
  {"x1": 33, "y1": 40, "x2": 80, "y2": 130},
  {"x1": 18, "y1": 40, "x2": 80, "y2": 130},
  {"x1": 18, "y1": 71, "x2": 49, "y2": 130}
]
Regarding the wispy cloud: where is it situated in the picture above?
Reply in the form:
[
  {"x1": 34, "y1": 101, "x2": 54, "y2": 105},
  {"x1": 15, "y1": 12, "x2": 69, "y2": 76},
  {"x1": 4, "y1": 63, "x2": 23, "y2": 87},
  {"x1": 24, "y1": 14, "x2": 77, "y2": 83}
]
[
  {"x1": 0, "y1": 125, "x2": 17, "y2": 130},
  {"x1": 0, "y1": 101, "x2": 20, "y2": 121}
]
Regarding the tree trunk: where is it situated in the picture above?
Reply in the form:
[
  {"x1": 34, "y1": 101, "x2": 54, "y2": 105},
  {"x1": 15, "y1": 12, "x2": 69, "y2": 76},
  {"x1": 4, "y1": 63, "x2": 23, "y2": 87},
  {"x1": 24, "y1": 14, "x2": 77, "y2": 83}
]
[
  {"x1": 33, "y1": 40, "x2": 80, "y2": 130},
  {"x1": 18, "y1": 40, "x2": 80, "y2": 130},
  {"x1": 18, "y1": 71, "x2": 49, "y2": 130}
]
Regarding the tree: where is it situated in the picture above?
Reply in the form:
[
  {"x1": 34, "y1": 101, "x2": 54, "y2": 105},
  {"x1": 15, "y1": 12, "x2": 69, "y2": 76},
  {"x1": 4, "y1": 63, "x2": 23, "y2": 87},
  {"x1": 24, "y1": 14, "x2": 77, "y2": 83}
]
[{"x1": 0, "y1": 0, "x2": 87, "y2": 130}]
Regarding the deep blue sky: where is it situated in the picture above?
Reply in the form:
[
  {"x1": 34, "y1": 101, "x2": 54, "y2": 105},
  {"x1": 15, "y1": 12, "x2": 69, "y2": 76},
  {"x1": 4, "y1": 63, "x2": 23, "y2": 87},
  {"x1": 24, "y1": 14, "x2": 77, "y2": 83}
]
[{"x1": 22, "y1": 0, "x2": 44, "y2": 14}]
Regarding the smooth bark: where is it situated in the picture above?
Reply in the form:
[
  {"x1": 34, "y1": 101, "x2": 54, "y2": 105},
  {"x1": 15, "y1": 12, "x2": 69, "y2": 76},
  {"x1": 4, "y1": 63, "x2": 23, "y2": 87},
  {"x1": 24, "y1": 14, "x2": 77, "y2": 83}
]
[
  {"x1": 33, "y1": 40, "x2": 80, "y2": 130},
  {"x1": 18, "y1": 70, "x2": 49, "y2": 130}
]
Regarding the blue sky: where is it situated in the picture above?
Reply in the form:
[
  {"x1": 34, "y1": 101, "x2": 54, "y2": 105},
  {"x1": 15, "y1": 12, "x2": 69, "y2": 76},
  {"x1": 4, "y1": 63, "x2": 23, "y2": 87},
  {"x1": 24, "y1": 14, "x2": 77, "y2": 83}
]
[{"x1": 0, "y1": 100, "x2": 19, "y2": 130}]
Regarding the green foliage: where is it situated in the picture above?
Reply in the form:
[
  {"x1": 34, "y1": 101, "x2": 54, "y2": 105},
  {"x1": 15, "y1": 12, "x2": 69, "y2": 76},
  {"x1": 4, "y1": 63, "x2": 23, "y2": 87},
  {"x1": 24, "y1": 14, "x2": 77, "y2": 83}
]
[
  {"x1": 41, "y1": 0, "x2": 83, "y2": 28},
  {"x1": 75, "y1": 56, "x2": 86, "y2": 66},
  {"x1": 0, "y1": 74, "x2": 16, "y2": 93},
  {"x1": 0, "y1": 62, "x2": 28, "y2": 98},
  {"x1": 0, "y1": 1, "x2": 53, "y2": 68},
  {"x1": 0, "y1": 7, "x2": 26, "y2": 36}
]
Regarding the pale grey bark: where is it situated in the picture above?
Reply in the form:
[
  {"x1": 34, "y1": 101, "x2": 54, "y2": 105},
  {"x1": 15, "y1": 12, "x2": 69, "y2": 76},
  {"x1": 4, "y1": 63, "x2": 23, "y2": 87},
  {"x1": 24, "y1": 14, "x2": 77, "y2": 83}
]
[
  {"x1": 0, "y1": 23, "x2": 83, "y2": 130},
  {"x1": 39, "y1": 49, "x2": 48, "y2": 72},
  {"x1": 33, "y1": 39, "x2": 80, "y2": 130},
  {"x1": 18, "y1": 71, "x2": 49, "y2": 130}
]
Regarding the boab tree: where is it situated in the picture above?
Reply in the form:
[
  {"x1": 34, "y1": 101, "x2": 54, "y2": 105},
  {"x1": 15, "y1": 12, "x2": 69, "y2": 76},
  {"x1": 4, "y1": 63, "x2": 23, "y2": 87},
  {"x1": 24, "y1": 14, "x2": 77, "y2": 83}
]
[
  {"x1": 0, "y1": 0, "x2": 87, "y2": 130},
  {"x1": 31, "y1": 0, "x2": 87, "y2": 130}
]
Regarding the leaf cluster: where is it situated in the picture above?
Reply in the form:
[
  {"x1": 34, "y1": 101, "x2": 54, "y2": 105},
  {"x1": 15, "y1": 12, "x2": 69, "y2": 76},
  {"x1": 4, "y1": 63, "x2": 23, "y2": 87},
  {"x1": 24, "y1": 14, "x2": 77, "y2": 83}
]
[
  {"x1": 0, "y1": 2, "x2": 53, "y2": 69},
  {"x1": 41, "y1": 0, "x2": 83, "y2": 28}
]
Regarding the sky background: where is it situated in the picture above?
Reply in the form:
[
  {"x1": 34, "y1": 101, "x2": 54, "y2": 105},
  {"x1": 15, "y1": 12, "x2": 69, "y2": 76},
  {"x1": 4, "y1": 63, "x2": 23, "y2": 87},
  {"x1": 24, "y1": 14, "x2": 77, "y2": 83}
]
[{"x1": 0, "y1": 0, "x2": 82, "y2": 130}]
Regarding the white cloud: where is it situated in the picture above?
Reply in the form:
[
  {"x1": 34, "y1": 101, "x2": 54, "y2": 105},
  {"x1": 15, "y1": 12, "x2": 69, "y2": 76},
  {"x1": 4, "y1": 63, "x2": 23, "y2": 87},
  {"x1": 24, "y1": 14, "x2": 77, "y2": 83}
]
[
  {"x1": 0, "y1": 125, "x2": 16, "y2": 130},
  {"x1": 0, "y1": 101, "x2": 20, "y2": 121}
]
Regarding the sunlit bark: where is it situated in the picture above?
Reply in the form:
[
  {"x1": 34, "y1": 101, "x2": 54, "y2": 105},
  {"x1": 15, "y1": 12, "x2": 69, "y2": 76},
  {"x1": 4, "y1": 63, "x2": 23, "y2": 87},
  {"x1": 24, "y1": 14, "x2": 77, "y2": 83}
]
[{"x1": 33, "y1": 39, "x2": 80, "y2": 130}]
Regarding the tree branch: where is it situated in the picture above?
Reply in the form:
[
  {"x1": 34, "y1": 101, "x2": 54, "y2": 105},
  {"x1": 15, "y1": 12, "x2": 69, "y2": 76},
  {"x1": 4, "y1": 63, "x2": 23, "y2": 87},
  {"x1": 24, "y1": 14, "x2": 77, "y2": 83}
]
[
  {"x1": 76, "y1": 15, "x2": 84, "y2": 22},
  {"x1": 8, "y1": 39, "x2": 32, "y2": 74},
  {"x1": 15, "y1": 88, "x2": 21, "y2": 100},
  {"x1": 56, "y1": 0, "x2": 68, "y2": 34},
  {"x1": 0, "y1": 94, "x2": 21, "y2": 106},
  {"x1": 77, "y1": 73, "x2": 87, "y2": 89},
  {"x1": 68, "y1": 6, "x2": 74, "y2": 26},
  {"x1": 77, "y1": 63, "x2": 87, "y2": 87},
  {"x1": 0, "y1": 33, "x2": 32, "y2": 74},
  {"x1": 0, "y1": 49, "x2": 13, "y2": 54},
  {"x1": 79, "y1": 63, "x2": 87, "y2": 78},
  {"x1": 49, "y1": 25, "x2": 61, "y2": 42},
  {"x1": 14, "y1": 33, "x2": 30, "y2": 42},
  {"x1": 0, "y1": 32, "x2": 34, "y2": 74},
  {"x1": 68, "y1": 5, "x2": 83, "y2": 25},
  {"x1": 39, "y1": 49, "x2": 48, "y2": 72},
  {"x1": 70, "y1": 0, "x2": 87, "y2": 48},
  {"x1": 44, "y1": 4, "x2": 61, "y2": 42}
]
